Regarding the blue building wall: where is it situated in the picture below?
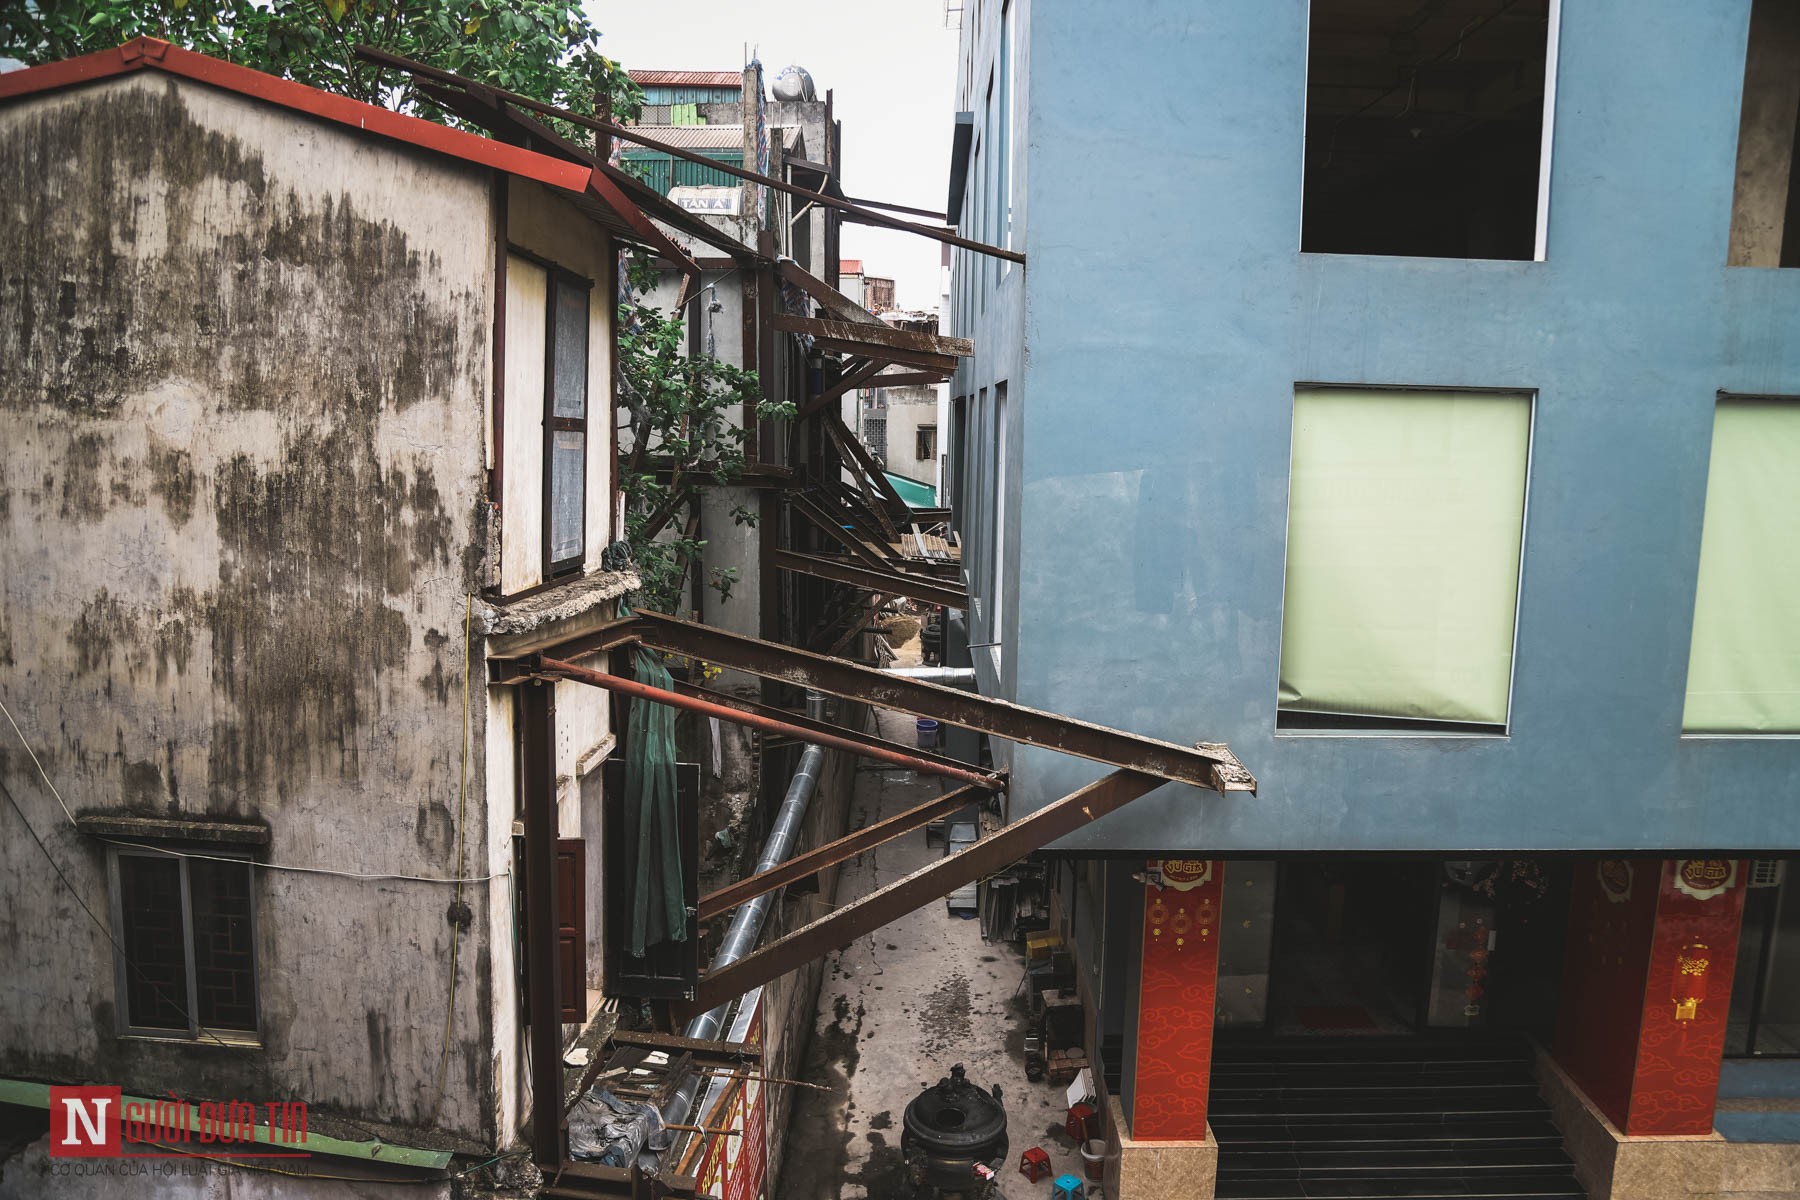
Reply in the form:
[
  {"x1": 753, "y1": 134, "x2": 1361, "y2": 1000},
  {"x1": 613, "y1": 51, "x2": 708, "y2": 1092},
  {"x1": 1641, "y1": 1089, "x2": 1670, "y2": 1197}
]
[{"x1": 952, "y1": 0, "x2": 1800, "y2": 852}]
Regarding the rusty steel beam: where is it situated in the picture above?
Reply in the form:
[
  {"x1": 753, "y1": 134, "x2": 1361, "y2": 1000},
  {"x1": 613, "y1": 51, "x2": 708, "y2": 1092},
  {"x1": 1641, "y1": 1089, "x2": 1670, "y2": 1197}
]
[
  {"x1": 771, "y1": 313, "x2": 974, "y2": 359},
  {"x1": 839, "y1": 193, "x2": 947, "y2": 221},
  {"x1": 354, "y1": 46, "x2": 1024, "y2": 266},
  {"x1": 683, "y1": 770, "x2": 1164, "y2": 1014},
  {"x1": 859, "y1": 370, "x2": 953, "y2": 389},
  {"x1": 667, "y1": 678, "x2": 994, "y2": 787},
  {"x1": 773, "y1": 549, "x2": 968, "y2": 610},
  {"x1": 697, "y1": 783, "x2": 986, "y2": 921},
  {"x1": 488, "y1": 616, "x2": 643, "y2": 681},
  {"x1": 537, "y1": 657, "x2": 1001, "y2": 791},
  {"x1": 808, "y1": 336, "x2": 959, "y2": 373},
  {"x1": 789, "y1": 493, "x2": 893, "y2": 570},
  {"x1": 825, "y1": 414, "x2": 910, "y2": 531},
  {"x1": 520, "y1": 682, "x2": 565, "y2": 1170},
  {"x1": 774, "y1": 258, "x2": 887, "y2": 328},
  {"x1": 796, "y1": 357, "x2": 885, "y2": 421},
  {"x1": 626, "y1": 612, "x2": 1253, "y2": 793}
]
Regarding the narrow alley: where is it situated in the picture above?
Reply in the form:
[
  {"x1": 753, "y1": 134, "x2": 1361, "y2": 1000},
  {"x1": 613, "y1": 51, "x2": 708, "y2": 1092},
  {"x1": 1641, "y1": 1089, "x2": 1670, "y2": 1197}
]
[{"x1": 782, "y1": 694, "x2": 1087, "y2": 1199}]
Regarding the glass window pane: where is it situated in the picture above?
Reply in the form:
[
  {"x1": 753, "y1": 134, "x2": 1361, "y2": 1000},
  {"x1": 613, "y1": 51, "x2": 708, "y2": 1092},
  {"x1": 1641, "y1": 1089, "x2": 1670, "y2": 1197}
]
[
  {"x1": 1683, "y1": 400, "x2": 1800, "y2": 732},
  {"x1": 118, "y1": 855, "x2": 189, "y2": 1031},
  {"x1": 189, "y1": 858, "x2": 257, "y2": 1033},
  {"x1": 1279, "y1": 388, "x2": 1531, "y2": 725},
  {"x1": 549, "y1": 430, "x2": 585, "y2": 565},
  {"x1": 551, "y1": 279, "x2": 589, "y2": 420}
]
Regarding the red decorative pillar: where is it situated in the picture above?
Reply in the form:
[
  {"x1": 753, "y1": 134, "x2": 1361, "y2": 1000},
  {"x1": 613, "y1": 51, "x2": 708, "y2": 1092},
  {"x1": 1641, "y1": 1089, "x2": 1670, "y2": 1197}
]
[
  {"x1": 1131, "y1": 859, "x2": 1222, "y2": 1139},
  {"x1": 1553, "y1": 859, "x2": 1747, "y2": 1136}
]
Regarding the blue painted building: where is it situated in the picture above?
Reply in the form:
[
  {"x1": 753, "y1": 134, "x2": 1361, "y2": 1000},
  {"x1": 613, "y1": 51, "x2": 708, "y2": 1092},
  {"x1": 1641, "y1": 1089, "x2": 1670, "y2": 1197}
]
[{"x1": 947, "y1": 2, "x2": 1800, "y2": 1196}]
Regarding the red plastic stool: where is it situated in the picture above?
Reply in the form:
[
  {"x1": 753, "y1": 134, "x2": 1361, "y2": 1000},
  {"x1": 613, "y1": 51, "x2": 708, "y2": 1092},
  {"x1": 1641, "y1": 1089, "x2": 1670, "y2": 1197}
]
[
  {"x1": 1019, "y1": 1146, "x2": 1053, "y2": 1182},
  {"x1": 1065, "y1": 1101, "x2": 1097, "y2": 1142}
]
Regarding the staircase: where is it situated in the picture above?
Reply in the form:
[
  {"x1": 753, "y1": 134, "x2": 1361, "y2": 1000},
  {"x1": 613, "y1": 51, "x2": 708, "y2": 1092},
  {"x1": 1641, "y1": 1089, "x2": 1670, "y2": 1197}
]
[{"x1": 1209, "y1": 1035, "x2": 1585, "y2": 1199}]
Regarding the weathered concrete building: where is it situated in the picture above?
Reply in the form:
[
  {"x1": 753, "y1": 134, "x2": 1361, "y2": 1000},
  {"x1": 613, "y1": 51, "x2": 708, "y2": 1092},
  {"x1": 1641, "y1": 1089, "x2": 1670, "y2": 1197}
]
[
  {"x1": 0, "y1": 38, "x2": 652, "y2": 1192},
  {"x1": 947, "y1": 0, "x2": 1800, "y2": 1197}
]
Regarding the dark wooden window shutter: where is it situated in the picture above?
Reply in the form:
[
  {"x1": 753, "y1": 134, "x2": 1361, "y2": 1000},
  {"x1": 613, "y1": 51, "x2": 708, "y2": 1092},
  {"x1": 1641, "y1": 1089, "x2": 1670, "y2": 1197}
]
[{"x1": 555, "y1": 837, "x2": 586, "y2": 1024}]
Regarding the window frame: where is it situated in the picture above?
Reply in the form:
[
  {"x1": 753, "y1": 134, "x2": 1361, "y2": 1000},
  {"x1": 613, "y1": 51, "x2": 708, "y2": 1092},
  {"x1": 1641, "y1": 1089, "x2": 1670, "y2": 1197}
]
[
  {"x1": 1679, "y1": 390, "x2": 1800, "y2": 738},
  {"x1": 108, "y1": 845, "x2": 260, "y2": 1044},
  {"x1": 1296, "y1": 0, "x2": 1563, "y2": 263},
  {"x1": 1273, "y1": 382, "x2": 1537, "y2": 738},
  {"x1": 542, "y1": 265, "x2": 595, "y2": 579},
  {"x1": 917, "y1": 423, "x2": 939, "y2": 462}
]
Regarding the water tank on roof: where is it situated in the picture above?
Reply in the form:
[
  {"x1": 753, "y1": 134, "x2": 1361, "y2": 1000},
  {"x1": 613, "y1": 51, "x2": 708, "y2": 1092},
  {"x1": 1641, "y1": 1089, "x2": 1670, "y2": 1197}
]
[{"x1": 772, "y1": 65, "x2": 815, "y2": 102}]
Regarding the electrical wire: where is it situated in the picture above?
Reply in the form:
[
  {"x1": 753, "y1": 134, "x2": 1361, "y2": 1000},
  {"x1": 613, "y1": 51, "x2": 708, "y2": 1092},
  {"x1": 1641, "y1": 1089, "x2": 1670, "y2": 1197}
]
[
  {"x1": 0, "y1": 773, "x2": 251, "y2": 1056},
  {"x1": 0, "y1": 690, "x2": 503, "y2": 886}
]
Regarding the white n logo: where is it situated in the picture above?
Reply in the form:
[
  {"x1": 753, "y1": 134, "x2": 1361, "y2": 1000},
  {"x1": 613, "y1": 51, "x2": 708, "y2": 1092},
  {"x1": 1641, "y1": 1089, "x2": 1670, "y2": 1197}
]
[{"x1": 64, "y1": 1097, "x2": 111, "y2": 1146}]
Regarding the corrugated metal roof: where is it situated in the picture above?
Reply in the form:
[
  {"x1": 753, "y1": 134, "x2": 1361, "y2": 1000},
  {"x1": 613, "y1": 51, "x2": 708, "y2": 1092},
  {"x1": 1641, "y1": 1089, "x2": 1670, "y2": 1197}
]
[
  {"x1": 621, "y1": 124, "x2": 745, "y2": 150},
  {"x1": 629, "y1": 70, "x2": 742, "y2": 87},
  {"x1": 841, "y1": 259, "x2": 865, "y2": 275}
]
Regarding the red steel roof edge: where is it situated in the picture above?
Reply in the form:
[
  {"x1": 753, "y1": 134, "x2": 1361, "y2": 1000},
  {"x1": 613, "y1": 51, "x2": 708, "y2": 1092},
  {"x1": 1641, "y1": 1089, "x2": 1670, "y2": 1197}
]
[{"x1": 0, "y1": 37, "x2": 592, "y2": 195}]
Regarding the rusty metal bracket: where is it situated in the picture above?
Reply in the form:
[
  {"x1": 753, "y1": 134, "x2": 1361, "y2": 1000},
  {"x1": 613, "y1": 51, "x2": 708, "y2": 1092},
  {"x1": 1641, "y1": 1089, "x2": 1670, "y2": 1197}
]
[{"x1": 680, "y1": 770, "x2": 1164, "y2": 1015}]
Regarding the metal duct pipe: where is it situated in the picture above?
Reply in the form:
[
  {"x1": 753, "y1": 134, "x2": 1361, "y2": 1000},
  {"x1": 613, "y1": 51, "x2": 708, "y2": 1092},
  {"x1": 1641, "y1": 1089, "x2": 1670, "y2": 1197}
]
[
  {"x1": 662, "y1": 725, "x2": 828, "y2": 1129},
  {"x1": 880, "y1": 666, "x2": 978, "y2": 686}
]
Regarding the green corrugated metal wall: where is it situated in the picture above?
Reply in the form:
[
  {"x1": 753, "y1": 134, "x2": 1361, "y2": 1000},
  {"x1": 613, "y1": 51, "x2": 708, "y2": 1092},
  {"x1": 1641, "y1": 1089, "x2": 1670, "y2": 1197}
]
[{"x1": 619, "y1": 151, "x2": 744, "y2": 196}]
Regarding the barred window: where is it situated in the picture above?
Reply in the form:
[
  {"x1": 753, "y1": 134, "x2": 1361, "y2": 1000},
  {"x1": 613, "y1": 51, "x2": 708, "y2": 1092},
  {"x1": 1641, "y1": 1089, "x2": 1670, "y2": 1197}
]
[{"x1": 111, "y1": 849, "x2": 258, "y2": 1041}]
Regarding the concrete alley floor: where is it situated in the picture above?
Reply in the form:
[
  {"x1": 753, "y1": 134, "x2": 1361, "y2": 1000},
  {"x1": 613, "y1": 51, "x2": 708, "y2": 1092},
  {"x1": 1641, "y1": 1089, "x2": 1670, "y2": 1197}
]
[{"x1": 780, "y1": 704, "x2": 1091, "y2": 1199}]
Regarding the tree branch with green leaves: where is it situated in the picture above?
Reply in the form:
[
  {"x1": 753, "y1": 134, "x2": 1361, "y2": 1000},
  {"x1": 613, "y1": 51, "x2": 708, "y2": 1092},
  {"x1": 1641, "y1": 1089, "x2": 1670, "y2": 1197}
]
[
  {"x1": 2, "y1": 0, "x2": 644, "y2": 126},
  {"x1": 616, "y1": 258, "x2": 793, "y2": 615}
]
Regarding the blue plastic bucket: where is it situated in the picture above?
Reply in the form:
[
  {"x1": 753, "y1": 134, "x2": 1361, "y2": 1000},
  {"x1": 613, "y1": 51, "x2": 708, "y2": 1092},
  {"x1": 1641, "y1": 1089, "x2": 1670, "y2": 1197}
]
[{"x1": 915, "y1": 718, "x2": 941, "y2": 748}]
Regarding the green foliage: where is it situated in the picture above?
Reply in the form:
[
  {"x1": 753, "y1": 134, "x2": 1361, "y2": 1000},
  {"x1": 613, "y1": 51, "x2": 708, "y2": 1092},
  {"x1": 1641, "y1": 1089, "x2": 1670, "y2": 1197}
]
[
  {"x1": 1, "y1": 1, "x2": 644, "y2": 124},
  {"x1": 617, "y1": 274, "x2": 793, "y2": 616}
]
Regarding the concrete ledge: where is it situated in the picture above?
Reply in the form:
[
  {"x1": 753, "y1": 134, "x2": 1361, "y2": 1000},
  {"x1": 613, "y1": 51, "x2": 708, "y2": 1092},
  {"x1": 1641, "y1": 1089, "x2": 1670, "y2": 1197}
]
[
  {"x1": 1102, "y1": 1092, "x2": 1217, "y2": 1200},
  {"x1": 1534, "y1": 1045, "x2": 1800, "y2": 1200}
]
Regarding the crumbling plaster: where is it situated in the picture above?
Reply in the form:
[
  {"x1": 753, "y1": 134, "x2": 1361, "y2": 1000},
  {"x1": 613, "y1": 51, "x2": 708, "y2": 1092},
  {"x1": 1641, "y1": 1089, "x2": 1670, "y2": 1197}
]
[{"x1": 0, "y1": 72, "x2": 502, "y2": 1143}]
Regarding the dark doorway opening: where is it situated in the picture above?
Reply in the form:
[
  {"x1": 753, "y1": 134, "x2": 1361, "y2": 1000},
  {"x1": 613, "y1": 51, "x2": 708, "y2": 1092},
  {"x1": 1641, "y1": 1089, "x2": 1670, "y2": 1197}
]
[
  {"x1": 1251, "y1": 858, "x2": 1571, "y2": 1038},
  {"x1": 1269, "y1": 860, "x2": 1437, "y2": 1034},
  {"x1": 1303, "y1": 0, "x2": 1552, "y2": 260}
]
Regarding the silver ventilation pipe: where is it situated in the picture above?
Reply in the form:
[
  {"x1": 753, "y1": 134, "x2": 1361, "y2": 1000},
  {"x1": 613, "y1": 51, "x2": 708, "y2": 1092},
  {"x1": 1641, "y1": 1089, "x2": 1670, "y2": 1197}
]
[
  {"x1": 661, "y1": 694, "x2": 828, "y2": 1129},
  {"x1": 879, "y1": 666, "x2": 978, "y2": 686}
]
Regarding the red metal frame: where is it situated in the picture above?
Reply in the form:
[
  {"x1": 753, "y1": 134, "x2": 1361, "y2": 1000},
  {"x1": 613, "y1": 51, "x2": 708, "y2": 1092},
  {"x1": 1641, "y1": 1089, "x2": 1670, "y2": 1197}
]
[{"x1": 0, "y1": 39, "x2": 591, "y2": 194}]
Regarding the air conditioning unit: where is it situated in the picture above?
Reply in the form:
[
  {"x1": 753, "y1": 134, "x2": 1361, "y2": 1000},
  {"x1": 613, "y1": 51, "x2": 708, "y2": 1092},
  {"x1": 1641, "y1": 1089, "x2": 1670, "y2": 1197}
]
[{"x1": 1748, "y1": 859, "x2": 1785, "y2": 889}]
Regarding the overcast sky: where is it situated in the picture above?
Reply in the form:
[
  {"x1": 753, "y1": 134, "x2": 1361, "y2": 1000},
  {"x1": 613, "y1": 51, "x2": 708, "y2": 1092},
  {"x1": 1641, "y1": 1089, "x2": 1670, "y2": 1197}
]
[{"x1": 588, "y1": 0, "x2": 959, "y2": 311}]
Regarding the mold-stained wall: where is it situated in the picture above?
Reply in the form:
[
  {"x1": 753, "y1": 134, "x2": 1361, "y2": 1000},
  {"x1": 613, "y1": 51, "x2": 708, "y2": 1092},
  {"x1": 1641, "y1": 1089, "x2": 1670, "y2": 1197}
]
[
  {"x1": 952, "y1": 0, "x2": 1800, "y2": 853},
  {"x1": 0, "y1": 72, "x2": 501, "y2": 1141}
]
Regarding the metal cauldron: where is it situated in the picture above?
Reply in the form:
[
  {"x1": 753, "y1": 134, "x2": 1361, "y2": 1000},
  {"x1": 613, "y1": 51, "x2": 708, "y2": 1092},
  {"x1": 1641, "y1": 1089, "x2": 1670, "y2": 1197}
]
[{"x1": 900, "y1": 1063, "x2": 1009, "y2": 1198}]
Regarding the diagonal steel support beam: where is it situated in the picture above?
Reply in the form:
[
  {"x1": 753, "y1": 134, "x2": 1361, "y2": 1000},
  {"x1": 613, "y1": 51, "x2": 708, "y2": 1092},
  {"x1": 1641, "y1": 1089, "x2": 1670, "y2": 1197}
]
[
  {"x1": 537, "y1": 656, "x2": 1002, "y2": 791},
  {"x1": 796, "y1": 357, "x2": 885, "y2": 421},
  {"x1": 696, "y1": 783, "x2": 988, "y2": 921},
  {"x1": 773, "y1": 549, "x2": 968, "y2": 610},
  {"x1": 626, "y1": 611, "x2": 1253, "y2": 793},
  {"x1": 789, "y1": 490, "x2": 899, "y2": 571},
  {"x1": 681, "y1": 770, "x2": 1163, "y2": 1015}
]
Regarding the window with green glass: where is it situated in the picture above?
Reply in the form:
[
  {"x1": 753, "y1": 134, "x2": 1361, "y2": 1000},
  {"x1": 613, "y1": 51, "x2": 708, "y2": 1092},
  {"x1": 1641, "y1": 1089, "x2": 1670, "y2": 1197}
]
[
  {"x1": 1278, "y1": 387, "x2": 1532, "y2": 729},
  {"x1": 1683, "y1": 398, "x2": 1800, "y2": 733}
]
